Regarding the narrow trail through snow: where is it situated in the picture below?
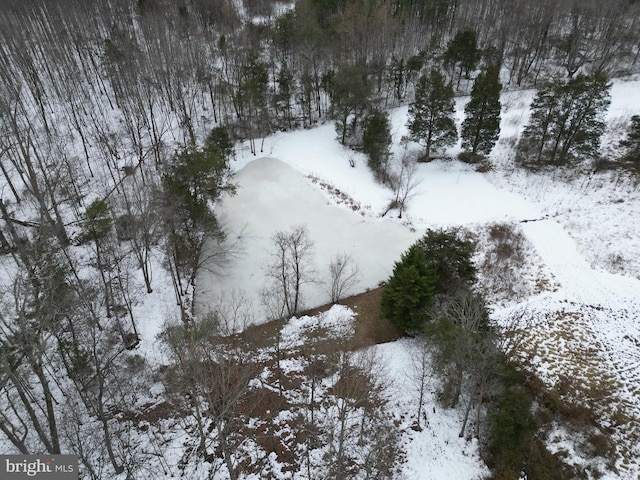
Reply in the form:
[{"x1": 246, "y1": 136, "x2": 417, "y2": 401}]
[
  {"x1": 520, "y1": 219, "x2": 640, "y2": 304},
  {"x1": 517, "y1": 219, "x2": 640, "y2": 477}
]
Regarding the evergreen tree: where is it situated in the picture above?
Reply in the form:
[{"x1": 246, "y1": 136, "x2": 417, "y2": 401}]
[
  {"x1": 390, "y1": 56, "x2": 405, "y2": 100},
  {"x1": 162, "y1": 142, "x2": 235, "y2": 316},
  {"x1": 406, "y1": 54, "x2": 425, "y2": 75},
  {"x1": 620, "y1": 115, "x2": 640, "y2": 171},
  {"x1": 415, "y1": 228, "x2": 477, "y2": 298},
  {"x1": 164, "y1": 142, "x2": 233, "y2": 210},
  {"x1": 461, "y1": 65, "x2": 502, "y2": 156},
  {"x1": 237, "y1": 50, "x2": 269, "y2": 118},
  {"x1": 236, "y1": 49, "x2": 270, "y2": 154},
  {"x1": 516, "y1": 72, "x2": 611, "y2": 167},
  {"x1": 273, "y1": 65, "x2": 294, "y2": 129},
  {"x1": 381, "y1": 228, "x2": 477, "y2": 333},
  {"x1": 81, "y1": 199, "x2": 113, "y2": 243},
  {"x1": 362, "y1": 110, "x2": 392, "y2": 181},
  {"x1": 273, "y1": 10, "x2": 295, "y2": 58},
  {"x1": 206, "y1": 126, "x2": 234, "y2": 161},
  {"x1": 444, "y1": 29, "x2": 480, "y2": 86},
  {"x1": 408, "y1": 69, "x2": 457, "y2": 161},
  {"x1": 328, "y1": 62, "x2": 372, "y2": 145},
  {"x1": 380, "y1": 245, "x2": 436, "y2": 333}
]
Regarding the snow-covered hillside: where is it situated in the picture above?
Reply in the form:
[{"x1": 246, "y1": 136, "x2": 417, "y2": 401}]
[{"x1": 191, "y1": 77, "x2": 640, "y2": 479}]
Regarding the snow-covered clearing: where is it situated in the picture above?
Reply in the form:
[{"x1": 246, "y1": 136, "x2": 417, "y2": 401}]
[
  {"x1": 195, "y1": 156, "x2": 417, "y2": 317},
  {"x1": 493, "y1": 217, "x2": 640, "y2": 477},
  {"x1": 193, "y1": 77, "x2": 640, "y2": 478},
  {"x1": 196, "y1": 122, "x2": 539, "y2": 318},
  {"x1": 375, "y1": 339, "x2": 491, "y2": 480}
]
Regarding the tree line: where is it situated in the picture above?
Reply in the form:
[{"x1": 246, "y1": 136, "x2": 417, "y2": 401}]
[
  {"x1": 0, "y1": 0, "x2": 639, "y2": 477},
  {"x1": 379, "y1": 228, "x2": 604, "y2": 478}
]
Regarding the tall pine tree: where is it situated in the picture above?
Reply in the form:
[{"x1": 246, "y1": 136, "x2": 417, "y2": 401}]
[
  {"x1": 444, "y1": 29, "x2": 480, "y2": 87},
  {"x1": 328, "y1": 62, "x2": 372, "y2": 146},
  {"x1": 237, "y1": 49, "x2": 270, "y2": 154},
  {"x1": 461, "y1": 65, "x2": 502, "y2": 156},
  {"x1": 408, "y1": 69, "x2": 457, "y2": 161},
  {"x1": 363, "y1": 110, "x2": 392, "y2": 181},
  {"x1": 380, "y1": 244, "x2": 436, "y2": 333},
  {"x1": 516, "y1": 72, "x2": 611, "y2": 167},
  {"x1": 620, "y1": 115, "x2": 640, "y2": 171}
]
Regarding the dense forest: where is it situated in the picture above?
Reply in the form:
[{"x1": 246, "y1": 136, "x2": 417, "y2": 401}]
[{"x1": 1, "y1": 0, "x2": 640, "y2": 478}]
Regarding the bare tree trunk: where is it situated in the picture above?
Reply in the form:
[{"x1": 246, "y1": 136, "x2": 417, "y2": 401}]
[
  {"x1": 459, "y1": 395, "x2": 473, "y2": 438},
  {"x1": 474, "y1": 379, "x2": 484, "y2": 439},
  {"x1": 4, "y1": 368, "x2": 57, "y2": 453}
]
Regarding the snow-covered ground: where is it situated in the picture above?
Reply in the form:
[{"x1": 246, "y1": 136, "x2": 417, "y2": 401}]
[
  {"x1": 196, "y1": 122, "x2": 539, "y2": 318},
  {"x1": 375, "y1": 339, "x2": 491, "y2": 480},
  {"x1": 193, "y1": 77, "x2": 640, "y2": 478},
  {"x1": 195, "y1": 156, "x2": 417, "y2": 317}
]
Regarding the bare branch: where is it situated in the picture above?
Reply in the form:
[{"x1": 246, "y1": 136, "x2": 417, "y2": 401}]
[{"x1": 326, "y1": 253, "x2": 359, "y2": 303}]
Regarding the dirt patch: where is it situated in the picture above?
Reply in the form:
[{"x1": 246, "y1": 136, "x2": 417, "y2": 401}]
[
  {"x1": 343, "y1": 287, "x2": 404, "y2": 348},
  {"x1": 241, "y1": 287, "x2": 403, "y2": 351},
  {"x1": 289, "y1": 286, "x2": 402, "y2": 349}
]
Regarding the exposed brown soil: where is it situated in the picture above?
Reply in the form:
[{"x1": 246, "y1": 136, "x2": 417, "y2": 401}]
[
  {"x1": 241, "y1": 286, "x2": 404, "y2": 351},
  {"x1": 339, "y1": 287, "x2": 404, "y2": 349}
]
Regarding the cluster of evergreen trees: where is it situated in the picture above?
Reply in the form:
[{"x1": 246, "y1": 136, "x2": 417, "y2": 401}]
[
  {"x1": 0, "y1": 0, "x2": 639, "y2": 477},
  {"x1": 407, "y1": 64, "x2": 502, "y2": 162},
  {"x1": 517, "y1": 73, "x2": 612, "y2": 168},
  {"x1": 381, "y1": 229, "x2": 505, "y2": 442},
  {"x1": 379, "y1": 229, "x2": 568, "y2": 477},
  {"x1": 381, "y1": 228, "x2": 477, "y2": 333}
]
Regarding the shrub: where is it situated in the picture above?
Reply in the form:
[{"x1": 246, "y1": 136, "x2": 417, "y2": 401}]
[
  {"x1": 620, "y1": 114, "x2": 640, "y2": 174},
  {"x1": 380, "y1": 228, "x2": 476, "y2": 332},
  {"x1": 458, "y1": 151, "x2": 492, "y2": 172},
  {"x1": 489, "y1": 383, "x2": 536, "y2": 461},
  {"x1": 362, "y1": 110, "x2": 392, "y2": 181},
  {"x1": 457, "y1": 151, "x2": 485, "y2": 164},
  {"x1": 481, "y1": 223, "x2": 528, "y2": 300},
  {"x1": 486, "y1": 362, "x2": 537, "y2": 477}
]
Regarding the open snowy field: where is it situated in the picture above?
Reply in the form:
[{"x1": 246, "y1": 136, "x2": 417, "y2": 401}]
[{"x1": 192, "y1": 77, "x2": 640, "y2": 478}]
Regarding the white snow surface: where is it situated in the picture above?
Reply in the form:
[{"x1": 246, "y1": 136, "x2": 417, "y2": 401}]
[
  {"x1": 196, "y1": 154, "x2": 418, "y2": 317},
  {"x1": 375, "y1": 339, "x2": 491, "y2": 480},
  {"x1": 191, "y1": 77, "x2": 640, "y2": 479},
  {"x1": 196, "y1": 123, "x2": 539, "y2": 318}
]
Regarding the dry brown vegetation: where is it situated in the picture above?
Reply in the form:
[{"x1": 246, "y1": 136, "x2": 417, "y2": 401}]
[
  {"x1": 242, "y1": 286, "x2": 402, "y2": 352},
  {"x1": 138, "y1": 287, "x2": 404, "y2": 478}
]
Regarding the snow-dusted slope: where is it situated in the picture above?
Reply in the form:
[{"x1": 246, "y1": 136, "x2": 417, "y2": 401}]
[
  {"x1": 375, "y1": 339, "x2": 490, "y2": 480},
  {"x1": 197, "y1": 123, "x2": 543, "y2": 319},
  {"x1": 520, "y1": 219, "x2": 639, "y2": 303},
  {"x1": 192, "y1": 78, "x2": 640, "y2": 478},
  {"x1": 508, "y1": 219, "x2": 640, "y2": 477}
]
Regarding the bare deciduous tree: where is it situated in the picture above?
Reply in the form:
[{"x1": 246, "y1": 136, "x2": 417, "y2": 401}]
[
  {"x1": 205, "y1": 289, "x2": 254, "y2": 336},
  {"x1": 407, "y1": 337, "x2": 432, "y2": 431},
  {"x1": 326, "y1": 253, "x2": 359, "y2": 303},
  {"x1": 385, "y1": 147, "x2": 420, "y2": 219},
  {"x1": 431, "y1": 291, "x2": 501, "y2": 439},
  {"x1": 322, "y1": 349, "x2": 398, "y2": 480},
  {"x1": 264, "y1": 225, "x2": 315, "y2": 318},
  {"x1": 498, "y1": 306, "x2": 535, "y2": 361},
  {"x1": 159, "y1": 312, "x2": 260, "y2": 480}
]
